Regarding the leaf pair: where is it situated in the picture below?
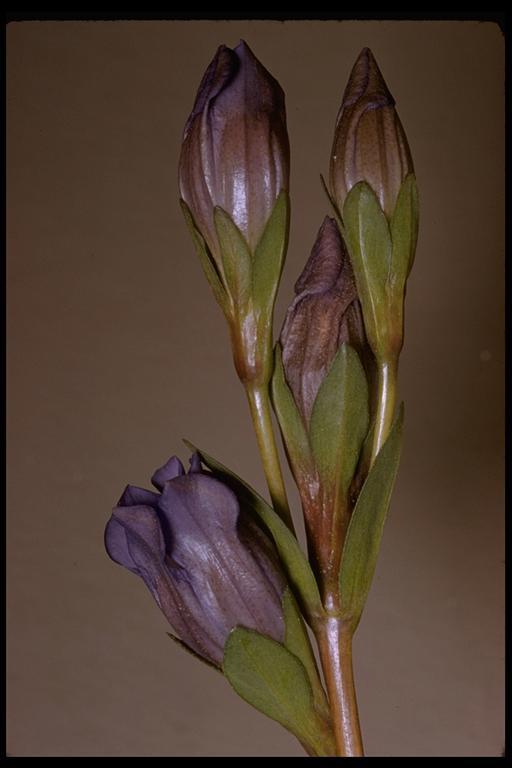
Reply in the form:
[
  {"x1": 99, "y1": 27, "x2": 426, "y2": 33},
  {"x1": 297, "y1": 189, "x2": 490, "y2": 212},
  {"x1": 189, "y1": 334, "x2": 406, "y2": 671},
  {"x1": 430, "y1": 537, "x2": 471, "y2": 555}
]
[
  {"x1": 270, "y1": 356, "x2": 403, "y2": 629},
  {"x1": 181, "y1": 192, "x2": 289, "y2": 324},
  {"x1": 272, "y1": 342, "x2": 369, "y2": 559}
]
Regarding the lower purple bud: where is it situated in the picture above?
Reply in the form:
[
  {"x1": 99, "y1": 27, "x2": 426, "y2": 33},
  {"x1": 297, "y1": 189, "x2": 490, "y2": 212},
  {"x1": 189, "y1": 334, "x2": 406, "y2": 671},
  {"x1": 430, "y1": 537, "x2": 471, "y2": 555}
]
[{"x1": 105, "y1": 454, "x2": 286, "y2": 666}]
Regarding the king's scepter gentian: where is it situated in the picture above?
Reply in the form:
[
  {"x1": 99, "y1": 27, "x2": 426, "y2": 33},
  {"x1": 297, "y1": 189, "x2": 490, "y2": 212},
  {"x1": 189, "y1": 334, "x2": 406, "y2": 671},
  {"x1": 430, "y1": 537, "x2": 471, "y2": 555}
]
[{"x1": 106, "y1": 41, "x2": 419, "y2": 759}]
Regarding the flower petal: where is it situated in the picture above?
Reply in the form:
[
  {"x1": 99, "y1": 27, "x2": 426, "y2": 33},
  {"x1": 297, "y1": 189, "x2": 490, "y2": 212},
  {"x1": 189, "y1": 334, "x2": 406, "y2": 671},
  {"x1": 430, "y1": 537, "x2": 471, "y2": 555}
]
[
  {"x1": 104, "y1": 516, "x2": 139, "y2": 574},
  {"x1": 111, "y1": 504, "x2": 166, "y2": 568},
  {"x1": 117, "y1": 484, "x2": 159, "y2": 508},
  {"x1": 151, "y1": 456, "x2": 185, "y2": 490},
  {"x1": 158, "y1": 473, "x2": 238, "y2": 548},
  {"x1": 188, "y1": 452, "x2": 202, "y2": 474},
  {"x1": 159, "y1": 474, "x2": 285, "y2": 649},
  {"x1": 182, "y1": 45, "x2": 236, "y2": 140}
]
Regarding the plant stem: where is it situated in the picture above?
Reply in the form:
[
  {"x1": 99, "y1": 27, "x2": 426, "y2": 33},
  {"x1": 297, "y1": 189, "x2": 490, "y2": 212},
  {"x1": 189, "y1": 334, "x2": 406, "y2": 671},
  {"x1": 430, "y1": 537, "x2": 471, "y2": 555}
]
[
  {"x1": 370, "y1": 356, "x2": 398, "y2": 464},
  {"x1": 315, "y1": 615, "x2": 363, "y2": 757},
  {"x1": 245, "y1": 384, "x2": 294, "y2": 532}
]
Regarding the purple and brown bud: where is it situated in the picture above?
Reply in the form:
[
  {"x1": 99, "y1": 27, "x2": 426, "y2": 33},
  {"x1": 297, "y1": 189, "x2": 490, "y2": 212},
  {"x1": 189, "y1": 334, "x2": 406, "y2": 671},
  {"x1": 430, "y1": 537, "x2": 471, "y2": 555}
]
[
  {"x1": 280, "y1": 217, "x2": 367, "y2": 428},
  {"x1": 329, "y1": 47, "x2": 413, "y2": 219},
  {"x1": 179, "y1": 40, "x2": 289, "y2": 263},
  {"x1": 274, "y1": 219, "x2": 370, "y2": 586},
  {"x1": 105, "y1": 454, "x2": 286, "y2": 667}
]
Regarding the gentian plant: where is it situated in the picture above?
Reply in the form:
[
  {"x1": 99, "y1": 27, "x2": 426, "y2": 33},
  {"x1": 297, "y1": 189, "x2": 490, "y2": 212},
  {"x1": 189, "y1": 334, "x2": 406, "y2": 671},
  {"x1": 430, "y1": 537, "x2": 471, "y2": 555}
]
[{"x1": 105, "y1": 41, "x2": 419, "y2": 757}]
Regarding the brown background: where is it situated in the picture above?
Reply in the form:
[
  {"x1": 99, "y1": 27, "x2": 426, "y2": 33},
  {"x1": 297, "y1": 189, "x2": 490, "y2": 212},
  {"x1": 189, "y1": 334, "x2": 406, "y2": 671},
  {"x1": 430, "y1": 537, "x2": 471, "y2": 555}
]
[{"x1": 7, "y1": 20, "x2": 504, "y2": 757}]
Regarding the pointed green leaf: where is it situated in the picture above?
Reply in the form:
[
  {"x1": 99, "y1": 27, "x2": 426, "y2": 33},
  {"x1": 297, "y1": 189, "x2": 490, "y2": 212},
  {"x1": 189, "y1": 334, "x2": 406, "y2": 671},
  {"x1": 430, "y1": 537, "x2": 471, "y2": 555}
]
[
  {"x1": 223, "y1": 628, "x2": 334, "y2": 756},
  {"x1": 214, "y1": 207, "x2": 252, "y2": 308},
  {"x1": 390, "y1": 173, "x2": 419, "y2": 286},
  {"x1": 343, "y1": 181, "x2": 392, "y2": 284},
  {"x1": 282, "y1": 588, "x2": 331, "y2": 722},
  {"x1": 270, "y1": 344, "x2": 314, "y2": 479},
  {"x1": 339, "y1": 405, "x2": 404, "y2": 626},
  {"x1": 183, "y1": 440, "x2": 323, "y2": 619},
  {"x1": 309, "y1": 344, "x2": 369, "y2": 504},
  {"x1": 342, "y1": 182, "x2": 392, "y2": 354},
  {"x1": 252, "y1": 191, "x2": 289, "y2": 317},
  {"x1": 180, "y1": 199, "x2": 230, "y2": 314}
]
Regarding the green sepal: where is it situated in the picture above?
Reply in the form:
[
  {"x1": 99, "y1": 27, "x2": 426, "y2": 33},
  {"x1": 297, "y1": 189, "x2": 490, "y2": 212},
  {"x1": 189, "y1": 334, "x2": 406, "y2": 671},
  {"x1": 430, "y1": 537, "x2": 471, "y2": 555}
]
[
  {"x1": 223, "y1": 628, "x2": 334, "y2": 756},
  {"x1": 180, "y1": 199, "x2": 230, "y2": 314},
  {"x1": 214, "y1": 206, "x2": 252, "y2": 309},
  {"x1": 390, "y1": 173, "x2": 419, "y2": 289},
  {"x1": 342, "y1": 181, "x2": 392, "y2": 356},
  {"x1": 252, "y1": 190, "x2": 289, "y2": 319},
  {"x1": 282, "y1": 588, "x2": 331, "y2": 723},
  {"x1": 270, "y1": 344, "x2": 315, "y2": 479},
  {"x1": 338, "y1": 404, "x2": 404, "y2": 628},
  {"x1": 309, "y1": 344, "x2": 370, "y2": 506},
  {"x1": 183, "y1": 440, "x2": 323, "y2": 620}
]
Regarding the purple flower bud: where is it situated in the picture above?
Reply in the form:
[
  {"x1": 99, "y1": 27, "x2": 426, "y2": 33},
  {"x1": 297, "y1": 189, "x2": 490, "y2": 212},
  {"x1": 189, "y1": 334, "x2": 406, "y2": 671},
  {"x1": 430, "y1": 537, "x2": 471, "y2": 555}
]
[
  {"x1": 105, "y1": 454, "x2": 285, "y2": 666},
  {"x1": 329, "y1": 48, "x2": 413, "y2": 219},
  {"x1": 179, "y1": 40, "x2": 289, "y2": 261},
  {"x1": 280, "y1": 217, "x2": 366, "y2": 426}
]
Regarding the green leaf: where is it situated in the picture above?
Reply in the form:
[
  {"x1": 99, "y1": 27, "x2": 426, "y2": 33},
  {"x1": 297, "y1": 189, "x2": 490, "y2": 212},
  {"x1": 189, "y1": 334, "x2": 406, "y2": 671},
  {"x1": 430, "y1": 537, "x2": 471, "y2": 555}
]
[
  {"x1": 390, "y1": 173, "x2": 419, "y2": 287},
  {"x1": 214, "y1": 207, "x2": 252, "y2": 308},
  {"x1": 282, "y1": 588, "x2": 331, "y2": 722},
  {"x1": 252, "y1": 191, "x2": 289, "y2": 318},
  {"x1": 343, "y1": 181, "x2": 392, "y2": 284},
  {"x1": 342, "y1": 182, "x2": 392, "y2": 355},
  {"x1": 339, "y1": 405, "x2": 404, "y2": 627},
  {"x1": 183, "y1": 440, "x2": 323, "y2": 619},
  {"x1": 180, "y1": 199, "x2": 230, "y2": 314},
  {"x1": 309, "y1": 344, "x2": 369, "y2": 505},
  {"x1": 270, "y1": 344, "x2": 314, "y2": 479},
  {"x1": 223, "y1": 628, "x2": 333, "y2": 756}
]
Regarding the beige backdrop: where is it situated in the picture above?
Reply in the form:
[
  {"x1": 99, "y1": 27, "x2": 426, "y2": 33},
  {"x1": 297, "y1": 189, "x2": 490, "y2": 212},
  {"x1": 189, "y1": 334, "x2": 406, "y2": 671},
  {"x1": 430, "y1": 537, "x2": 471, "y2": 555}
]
[{"x1": 7, "y1": 20, "x2": 504, "y2": 757}]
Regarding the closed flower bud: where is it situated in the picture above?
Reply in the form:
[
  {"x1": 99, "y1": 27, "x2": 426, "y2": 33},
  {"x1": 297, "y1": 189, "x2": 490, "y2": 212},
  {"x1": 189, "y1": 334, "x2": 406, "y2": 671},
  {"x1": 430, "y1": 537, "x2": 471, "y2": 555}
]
[
  {"x1": 105, "y1": 453, "x2": 286, "y2": 666},
  {"x1": 329, "y1": 47, "x2": 413, "y2": 219},
  {"x1": 280, "y1": 217, "x2": 366, "y2": 427},
  {"x1": 274, "y1": 219, "x2": 370, "y2": 584},
  {"x1": 179, "y1": 40, "x2": 290, "y2": 264}
]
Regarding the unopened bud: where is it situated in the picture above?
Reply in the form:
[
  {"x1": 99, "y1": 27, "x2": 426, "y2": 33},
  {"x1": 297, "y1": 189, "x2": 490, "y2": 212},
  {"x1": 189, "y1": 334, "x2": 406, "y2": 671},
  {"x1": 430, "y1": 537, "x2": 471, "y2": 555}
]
[
  {"x1": 330, "y1": 47, "x2": 413, "y2": 219},
  {"x1": 280, "y1": 217, "x2": 366, "y2": 427},
  {"x1": 179, "y1": 40, "x2": 289, "y2": 265}
]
